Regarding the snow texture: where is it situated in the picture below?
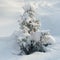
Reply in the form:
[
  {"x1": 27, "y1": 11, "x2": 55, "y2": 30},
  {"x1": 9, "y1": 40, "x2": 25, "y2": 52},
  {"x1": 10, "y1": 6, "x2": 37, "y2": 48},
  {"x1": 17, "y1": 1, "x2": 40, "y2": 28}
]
[{"x1": 0, "y1": 35, "x2": 60, "y2": 60}]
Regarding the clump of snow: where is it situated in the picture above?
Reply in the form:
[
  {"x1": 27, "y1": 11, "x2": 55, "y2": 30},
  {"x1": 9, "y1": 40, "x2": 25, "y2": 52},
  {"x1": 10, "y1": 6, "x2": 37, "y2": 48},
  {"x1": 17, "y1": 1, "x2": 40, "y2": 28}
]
[
  {"x1": 40, "y1": 31, "x2": 56, "y2": 45},
  {"x1": 30, "y1": 30, "x2": 41, "y2": 41}
]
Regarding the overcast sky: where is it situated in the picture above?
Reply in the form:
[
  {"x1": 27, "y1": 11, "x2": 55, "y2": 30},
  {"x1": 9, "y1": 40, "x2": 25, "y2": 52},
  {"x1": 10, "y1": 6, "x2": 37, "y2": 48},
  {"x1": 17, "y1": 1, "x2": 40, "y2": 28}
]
[{"x1": 0, "y1": 0, "x2": 60, "y2": 37}]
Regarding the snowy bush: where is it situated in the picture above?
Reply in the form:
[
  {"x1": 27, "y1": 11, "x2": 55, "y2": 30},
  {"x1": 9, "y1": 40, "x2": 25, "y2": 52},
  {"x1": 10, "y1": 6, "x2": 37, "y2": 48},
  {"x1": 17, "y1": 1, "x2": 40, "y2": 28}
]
[
  {"x1": 40, "y1": 32, "x2": 56, "y2": 46},
  {"x1": 17, "y1": 36, "x2": 46, "y2": 55}
]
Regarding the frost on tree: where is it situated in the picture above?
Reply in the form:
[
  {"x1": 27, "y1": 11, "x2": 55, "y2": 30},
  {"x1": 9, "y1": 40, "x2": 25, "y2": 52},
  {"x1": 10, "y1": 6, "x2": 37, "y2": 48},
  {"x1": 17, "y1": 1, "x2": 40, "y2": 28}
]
[
  {"x1": 16, "y1": 4, "x2": 55, "y2": 55},
  {"x1": 19, "y1": 4, "x2": 41, "y2": 34},
  {"x1": 40, "y1": 31, "x2": 56, "y2": 46}
]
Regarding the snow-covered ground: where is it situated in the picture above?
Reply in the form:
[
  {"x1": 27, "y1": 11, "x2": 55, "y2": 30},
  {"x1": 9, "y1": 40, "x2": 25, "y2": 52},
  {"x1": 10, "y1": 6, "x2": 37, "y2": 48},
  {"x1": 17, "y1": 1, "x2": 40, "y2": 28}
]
[{"x1": 0, "y1": 35, "x2": 60, "y2": 60}]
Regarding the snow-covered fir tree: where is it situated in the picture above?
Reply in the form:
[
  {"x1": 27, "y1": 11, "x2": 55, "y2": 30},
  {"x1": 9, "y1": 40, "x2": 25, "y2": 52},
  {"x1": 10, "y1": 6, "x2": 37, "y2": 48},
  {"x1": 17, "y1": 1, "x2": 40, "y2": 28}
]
[
  {"x1": 19, "y1": 5, "x2": 41, "y2": 34},
  {"x1": 16, "y1": 4, "x2": 55, "y2": 55}
]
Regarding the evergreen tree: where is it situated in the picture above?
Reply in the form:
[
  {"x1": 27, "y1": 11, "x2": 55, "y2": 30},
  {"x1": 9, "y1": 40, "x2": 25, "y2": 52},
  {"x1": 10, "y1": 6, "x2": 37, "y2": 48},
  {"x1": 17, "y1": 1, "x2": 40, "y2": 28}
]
[
  {"x1": 17, "y1": 4, "x2": 46, "y2": 55},
  {"x1": 16, "y1": 4, "x2": 55, "y2": 55},
  {"x1": 18, "y1": 4, "x2": 41, "y2": 34}
]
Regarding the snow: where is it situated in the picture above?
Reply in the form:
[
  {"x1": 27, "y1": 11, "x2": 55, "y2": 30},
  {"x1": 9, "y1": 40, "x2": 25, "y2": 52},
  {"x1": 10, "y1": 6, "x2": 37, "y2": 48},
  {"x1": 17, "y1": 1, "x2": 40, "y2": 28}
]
[
  {"x1": 41, "y1": 34, "x2": 56, "y2": 45},
  {"x1": 30, "y1": 30, "x2": 56, "y2": 44},
  {"x1": 0, "y1": 0, "x2": 60, "y2": 60},
  {"x1": 0, "y1": 35, "x2": 60, "y2": 60},
  {"x1": 30, "y1": 31, "x2": 41, "y2": 41}
]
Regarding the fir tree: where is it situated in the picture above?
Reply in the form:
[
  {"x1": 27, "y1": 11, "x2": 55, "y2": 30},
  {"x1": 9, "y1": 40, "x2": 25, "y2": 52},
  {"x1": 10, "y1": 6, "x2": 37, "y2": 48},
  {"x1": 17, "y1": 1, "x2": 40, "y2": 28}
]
[
  {"x1": 16, "y1": 4, "x2": 55, "y2": 55},
  {"x1": 17, "y1": 4, "x2": 46, "y2": 55},
  {"x1": 19, "y1": 4, "x2": 41, "y2": 34}
]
